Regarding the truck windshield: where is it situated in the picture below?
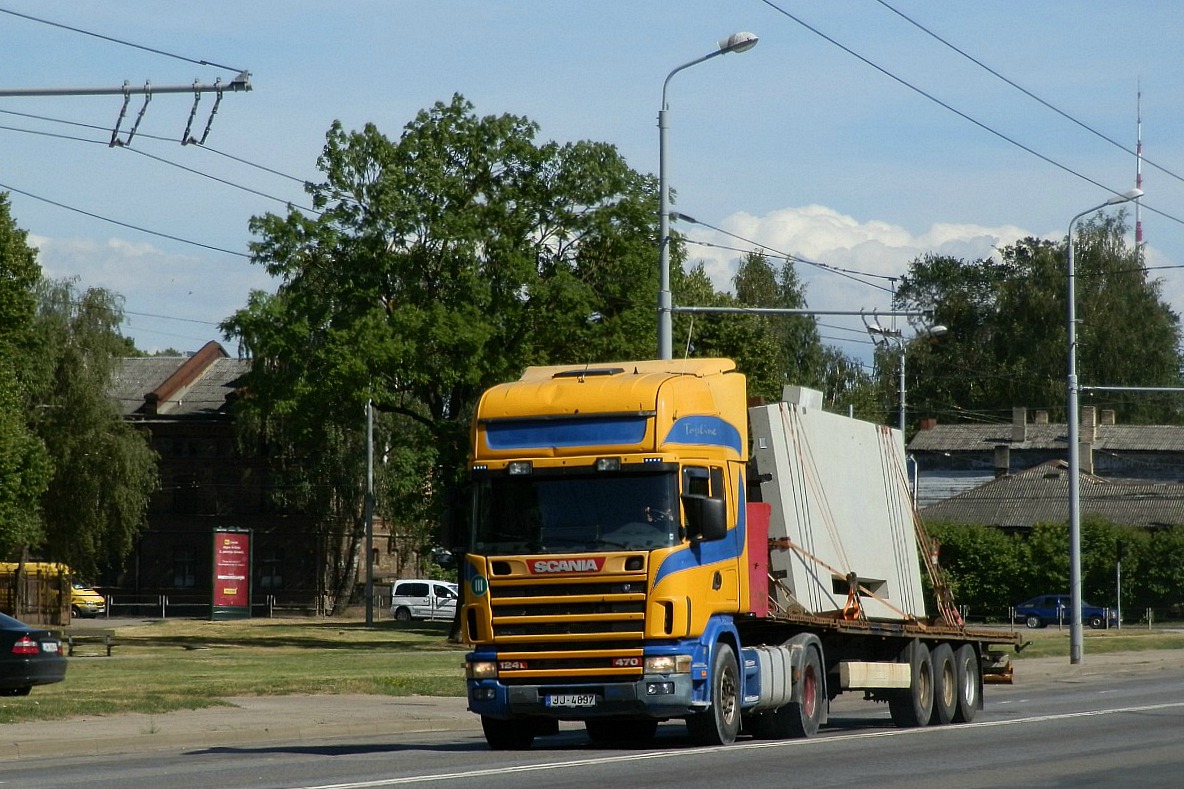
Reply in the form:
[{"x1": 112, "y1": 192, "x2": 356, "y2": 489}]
[{"x1": 472, "y1": 471, "x2": 679, "y2": 555}]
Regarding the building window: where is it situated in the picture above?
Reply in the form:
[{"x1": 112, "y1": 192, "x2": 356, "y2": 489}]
[
  {"x1": 259, "y1": 549, "x2": 284, "y2": 589},
  {"x1": 173, "y1": 549, "x2": 197, "y2": 588}
]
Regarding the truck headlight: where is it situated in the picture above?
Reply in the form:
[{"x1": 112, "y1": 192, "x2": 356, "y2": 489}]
[
  {"x1": 466, "y1": 660, "x2": 498, "y2": 679},
  {"x1": 645, "y1": 654, "x2": 692, "y2": 674}
]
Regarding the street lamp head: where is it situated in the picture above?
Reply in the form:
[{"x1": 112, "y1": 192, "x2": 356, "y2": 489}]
[
  {"x1": 718, "y1": 32, "x2": 759, "y2": 54},
  {"x1": 1106, "y1": 187, "x2": 1143, "y2": 205},
  {"x1": 927, "y1": 324, "x2": 949, "y2": 337}
]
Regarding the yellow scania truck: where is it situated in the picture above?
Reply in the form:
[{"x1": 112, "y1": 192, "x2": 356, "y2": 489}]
[{"x1": 461, "y1": 359, "x2": 1016, "y2": 749}]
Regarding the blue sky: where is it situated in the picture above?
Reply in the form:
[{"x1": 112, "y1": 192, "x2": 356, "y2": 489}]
[{"x1": 2, "y1": 1, "x2": 1181, "y2": 369}]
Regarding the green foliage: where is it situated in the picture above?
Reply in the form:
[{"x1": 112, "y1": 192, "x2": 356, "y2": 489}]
[
  {"x1": 896, "y1": 215, "x2": 1183, "y2": 425},
  {"x1": 927, "y1": 516, "x2": 1184, "y2": 620},
  {"x1": 27, "y1": 280, "x2": 158, "y2": 579},
  {"x1": 0, "y1": 195, "x2": 50, "y2": 555},
  {"x1": 224, "y1": 95, "x2": 661, "y2": 607}
]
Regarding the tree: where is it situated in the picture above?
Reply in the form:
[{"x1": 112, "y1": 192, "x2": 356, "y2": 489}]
[
  {"x1": 27, "y1": 279, "x2": 158, "y2": 580},
  {"x1": 224, "y1": 95, "x2": 660, "y2": 610},
  {"x1": 0, "y1": 194, "x2": 51, "y2": 556},
  {"x1": 896, "y1": 215, "x2": 1183, "y2": 425}
]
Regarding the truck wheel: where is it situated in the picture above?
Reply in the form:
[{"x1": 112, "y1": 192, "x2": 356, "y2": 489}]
[
  {"x1": 952, "y1": 643, "x2": 980, "y2": 723},
  {"x1": 888, "y1": 640, "x2": 933, "y2": 728},
  {"x1": 1024, "y1": 615, "x2": 1042, "y2": 629},
  {"x1": 929, "y1": 643, "x2": 957, "y2": 726},
  {"x1": 751, "y1": 645, "x2": 825, "y2": 739},
  {"x1": 586, "y1": 718, "x2": 659, "y2": 746},
  {"x1": 686, "y1": 643, "x2": 741, "y2": 745},
  {"x1": 481, "y1": 716, "x2": 535, "y2": 750}
]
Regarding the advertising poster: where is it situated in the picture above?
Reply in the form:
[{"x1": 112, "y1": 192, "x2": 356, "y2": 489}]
[{"x1": 211, "y1": 528, "x2": 252, "y2": 620}]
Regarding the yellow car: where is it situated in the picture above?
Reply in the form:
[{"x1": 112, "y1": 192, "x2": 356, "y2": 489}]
[{"x1": 70, "y1": 582, "x2": 106, "y2": 618}]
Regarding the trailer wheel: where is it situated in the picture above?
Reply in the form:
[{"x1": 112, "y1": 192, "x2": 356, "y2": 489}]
[
  {"x1": 929, "y1": 643, "x2": 957, "y2": 725},
  {"x1": 586, "y1": 718, "x2": 659, "y2": 746},
  {"x1": 888, "y1": 640, "x2": 933, "y2": 728},
  {"x1": 481, "y1": 716, "x2": 535, "y2": 750},
  {"x1": 952, "y1": 643, "x2": 980, "y2": 723},
  {"x1": 686, "y1": 643, "x2": 741, "y2": 745}
]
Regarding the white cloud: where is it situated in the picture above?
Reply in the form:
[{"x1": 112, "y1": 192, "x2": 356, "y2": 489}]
[
  {"x1": 29, "y1": 234, "x2": 274, "y2": 354},
  {"x1": 684, "y1": 205, "x2": 1033, "y2": 308}
]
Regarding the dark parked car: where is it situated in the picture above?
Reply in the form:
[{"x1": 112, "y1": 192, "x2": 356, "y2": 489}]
[
  {"x1": 1013, "y1": 594, "x2": 1116, "y2": 629},
  {"x1": 0, "y1": 612, "x2": 67, "y2": 696}
]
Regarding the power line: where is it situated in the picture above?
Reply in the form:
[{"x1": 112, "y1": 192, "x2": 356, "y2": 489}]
[
  {"x1": 674, "y1": 215, "x2": 896, "y2": 294},
  {"x1": 0, "y1": 179, "x2": 250, "y2": 258},
  {"x1": 758, "y1": 0, "x2": 1184, "y2": 230},
  {"x1": 874, "y1": 0, "x2": 1184, "y2": 189},
  {"x1": 0, "y1": 6, "x2": 245, "y2": 74},
  {"x1": 0, "y1": 121, "x2": 316, "y2": 214}
]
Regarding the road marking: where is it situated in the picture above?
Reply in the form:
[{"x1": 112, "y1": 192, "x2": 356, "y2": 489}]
[{"x1": 289, "y1": 701, "x2": 1184, "y2": 788}]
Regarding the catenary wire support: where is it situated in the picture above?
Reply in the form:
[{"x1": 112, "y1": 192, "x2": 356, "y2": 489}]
[
  {"x1": 110, "y1": 82, "x2": 152, "y2": 148},
  {"x1": 0, "y1": 71, "x2": 251, "y2": 147},
  {"x1": 190, "y1": 82, "x2": 223, "y2": 146}
]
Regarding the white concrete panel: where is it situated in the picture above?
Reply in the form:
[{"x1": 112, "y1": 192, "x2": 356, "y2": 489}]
[{"x1": 750, "y1": 394, "x2": 925, "y2": 621}]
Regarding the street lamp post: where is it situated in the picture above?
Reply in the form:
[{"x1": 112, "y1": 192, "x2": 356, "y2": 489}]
[
  {"x1": 1066, "y1": 188, "x2": 1142, "y2": 665},
  {"x1": 658, "y1": 32, "x2": 758, "y2": 360},
  {"x1": 866, "y1": 324, "x2": 947, "y2": 436}
]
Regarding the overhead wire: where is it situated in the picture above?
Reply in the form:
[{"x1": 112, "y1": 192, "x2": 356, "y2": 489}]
[
  {"x1": 873, "y1": 0, "x2": 1184, "y2": 189},
  {"x1": 757, "y1": 0, "x2": 1184, "y2": 230},
  {"x1": 0, "y1": 6, "x2": 246, "y2": 74}
]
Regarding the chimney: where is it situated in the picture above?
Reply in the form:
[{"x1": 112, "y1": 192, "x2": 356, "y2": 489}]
[
  {"x1": 1034, "y1": 410, "x2": 1049, "y2": 425},
  {"x1": 1011, "y1": 407, "x2": 1027, "y2": 443},
  {"x1": 1081, "y1": 405, "x2": 1097, "y2": 443},
  {"x1": 1101, "y1": 409, "x2": 1116, "y2": 426},
  {"x1": 1079, "y1": 442, "x2": 1094, "y2": 475},
  {"x1": 917, "y1": 417, "x2": 937, "y2": 431},
  {"x1": 994, "y1": 445, "x2": 1010, "y2": 478}
]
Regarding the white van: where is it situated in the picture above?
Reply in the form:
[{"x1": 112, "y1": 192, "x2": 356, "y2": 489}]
[{"x1": 389, "y1": 579, "x2": 458, "y2": 622}]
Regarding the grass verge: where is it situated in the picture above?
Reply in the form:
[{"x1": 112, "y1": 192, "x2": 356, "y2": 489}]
[{"x1": 0, "y1": 617, "x2": 466, "y2": 724}]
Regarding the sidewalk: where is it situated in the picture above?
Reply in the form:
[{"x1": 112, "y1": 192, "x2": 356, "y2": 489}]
[
  {"x1": 1, "y1": 649, "x2": 1178, "y2": 761},
  {"x1": 0, "y1": 694, "x2": 480, "y2": 761}
]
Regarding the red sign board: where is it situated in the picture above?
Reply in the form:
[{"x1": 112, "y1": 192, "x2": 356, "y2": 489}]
[{"x1": 212, "y1": 529, "x2": 251, "y2": 613}]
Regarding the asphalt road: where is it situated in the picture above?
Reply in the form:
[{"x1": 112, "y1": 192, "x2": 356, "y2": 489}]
[{"x1": 3, "y1": 650, "x2": 1182, "y2": 788}]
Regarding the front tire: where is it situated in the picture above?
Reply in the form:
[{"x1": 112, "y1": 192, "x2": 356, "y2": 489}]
[
  {"x1": 481, "y1": 716, "x2": 535, "y2": 750},
  {"x1": 686, "y1": 643, "x2": 741, "y2": 745}
]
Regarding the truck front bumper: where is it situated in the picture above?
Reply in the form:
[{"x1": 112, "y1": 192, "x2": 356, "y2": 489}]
[{"x1": 468, "y1": 674, "x2": 696, "y2": 720}]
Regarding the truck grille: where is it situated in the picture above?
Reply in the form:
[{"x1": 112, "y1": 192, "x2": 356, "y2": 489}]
[{"x1": 487, "y1": 571, "x2": 649, "y2": 683}]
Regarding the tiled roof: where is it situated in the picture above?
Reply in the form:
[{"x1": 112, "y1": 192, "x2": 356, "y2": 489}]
[
  {"x1": 908, "y1": 423, "x2": 1184, "y2": 453},
  {"x1": 110, "y1": 342, "x2": 249, "y2": 418},
  {"x1": 919, "y1": 460, "x2": 1184, "y2": 530}
]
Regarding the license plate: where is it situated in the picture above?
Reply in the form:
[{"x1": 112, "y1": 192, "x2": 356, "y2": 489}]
[
  {"x1": 41, "y1": 641, "x2": 59, "y2": 653},
  {"x1": 545, "y1": 694, "x2": 598, "y2": 708}
]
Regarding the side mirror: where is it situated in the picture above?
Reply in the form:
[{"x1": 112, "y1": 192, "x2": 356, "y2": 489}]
[{"x1": 681, "y1": 494, "x2": 727, "y2": 543}]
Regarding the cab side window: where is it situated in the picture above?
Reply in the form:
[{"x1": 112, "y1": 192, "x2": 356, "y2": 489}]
[{"x1": 683, "y1": 466, "x2": 725, "y2": 503}]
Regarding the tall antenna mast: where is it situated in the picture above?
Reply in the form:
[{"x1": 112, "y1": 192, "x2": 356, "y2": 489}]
[{"x1": 1136, "y1": 83, "x2": 1144, "y2": 247}]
